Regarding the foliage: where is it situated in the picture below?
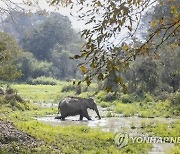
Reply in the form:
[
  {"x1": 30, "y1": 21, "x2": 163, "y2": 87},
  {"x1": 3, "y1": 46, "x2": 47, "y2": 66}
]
[
  {"x1": 61, "y1": 84, "x2": 75, "y2": 92},
  {"x1": 171, "y1": 92, "x2": 180, "y2": 106},
  {"x1": 99, "y1": 101, "x2": 111, "y2": 108},
  {"x1": 96, "y1": 91, "x2": 117, "y2": 102},
  {"x1": 124, "y1": 44, "x2": 180, "y2": 95},
  {"x1": 170, "y1": 146, "x2": 180, "y2": 154},
  {"x1": 0, "y1": 32, "x2": 22, "y2": 80},
  {"x1": 20, "y1": 13, "x2": 76, "y2": 61},
  {"x1": 0, "y1": 86, "x2": 35, "y2": 111},
  {"x1": 16, "y1": 52, "x2": 53, "y2": 81},
  {"x1": 145, "y1": 120, "x2": 180, "y2": 138},
  {"x1": 114, "y1": 101, "x2": 138, "y2": 117},
  {"x1": 27, "y1": 76, "x2": 60, "y2": 85},
  {"x1": 106, "y1": 112, "x2": 113, "y2": 117},
  {"x1": 50, "y1": 49, "x2": 79, "y2": 79},
  {"x1": 1, "y1": 11, "x2": 46, "y2": 41},
  {"x1": 68, "y1": 0, "x2": 180, "y2": 90},
  {"x1": 120, "y1": 94, "x2": 133, "y2": 104},
  {"x1": 1, "y1": 11, "x2": 84, "y2": 81}
]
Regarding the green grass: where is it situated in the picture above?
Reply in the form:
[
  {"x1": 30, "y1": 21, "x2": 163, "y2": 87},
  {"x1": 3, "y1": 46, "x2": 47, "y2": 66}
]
[
  {"x1": 12, "y1": 83, "x2": 74, "y2": 103},
  {"x1": 14, "y1": 120, "x2": 152, "y2": 154},
  {"x1": 113, "y1": 99, "x2": 176, "y2": 118},
  {"x1": 0, "y1": 83, "x2": 153, "y2": 154},
  {"x1": 12, "y1": 82, "x2": 98, "y2": 103},
  {"x1": 1, "y1": 83, "x2": 179, "y2": 153},
  {"x1": 99, "y1": 101, "x2": 112, "y2": 108},
  {"x1": 114, "y1": 101, "x2": 138, "y2": 117},
  {"x1": 143, "y1": 120, "x2": 180, "y2": 154},
  {"x1": 0, "y1": 104, "x2": 152, "y2": 154}
]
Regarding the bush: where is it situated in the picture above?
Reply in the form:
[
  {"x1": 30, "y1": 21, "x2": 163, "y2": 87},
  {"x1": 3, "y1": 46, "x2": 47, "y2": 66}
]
[
  {"x1": 0, "y1": 86, "x2": 31, "y2": 111},
  {"x1": 156, "y1": 92, "x2": 170, "y2": 101},
  {"x1": 27, "y1": 77, "x2": 60, "y2": 85},
  {"x1": 170, "y1": 92, "x2": 180, "y2": 116},
  {"x1": 120, "y1": 94, "x2": 133, "y2": 103},
  {"x1": 104, "y1": 93, "x2": 118, "y2": 102},
  {"x1": 61, "y1": 85, "x2": 75, "y2": 92},
  {"x1": 143, "y1": 93, "x2": 154, "y2": 102},
  {"x1": 0, "y1": 88, "x2": 4, "y2": 95},
  {"x1": 96, "y1": 91, "x2": 107, "y2": 101},
  {"x1": 99, "y1": 101, "x2": 111, "y2": 108},
  {"x1": 114, "y1": 102, "x2": 138, "y2": 116},
  {"x1": 96, "y1": 91, "x2": 118, "y2": 102},
  {"x1": 171, "y1": 92, "x2": 180, "y2": 106}
]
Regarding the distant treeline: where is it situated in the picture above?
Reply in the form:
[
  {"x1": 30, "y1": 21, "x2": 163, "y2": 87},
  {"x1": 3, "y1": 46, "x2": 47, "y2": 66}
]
[
  {"x1": 0, "y1": 10, "x2": 179, "y2": 96},
  {"x1": 0, "y1": 11, "x2": 83, "y2": 81}
]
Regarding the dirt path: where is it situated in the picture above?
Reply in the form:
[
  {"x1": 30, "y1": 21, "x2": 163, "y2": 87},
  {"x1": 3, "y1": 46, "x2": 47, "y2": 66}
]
[{"x1": 0, "y1": 119, "x2": 41, "y2": 149}]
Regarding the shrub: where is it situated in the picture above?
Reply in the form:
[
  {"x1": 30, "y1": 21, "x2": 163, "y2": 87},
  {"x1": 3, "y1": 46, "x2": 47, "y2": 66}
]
[
  {"x1": 0, "y1": 86, "x2": 32, "y2": 111},
  {"x1": 6, "y1": 87, "x2": 17, "y2": 95},
  {"x1": 27, "y1": 77, "x2": 60, "y2": 85},
  {"x1": 114, "y1": 102, "x2": 138, "y2": 116},
  {"x1": 104, "y1": 93, "x2": 118, "y2": 102},
  {"x1": 171, "y1": 92, "x2": 180, "y2": 106},
  {"x1": 120, "y1": 94, "x2": 133, "y2": 103},
  {"x1": 156, "y1": 92, "x2": 170, "y2": 101},
  {"x1": 139, "y1": 110, "x2": 156, "y2": 118},
  {"x1": 75, "y1": 85, "x2": 82, "y2": 94},
  {"x1": 61, "y1": 85, "x2": 75, "y2": 92},
  {"x1": 143, "y1": 93, "x2": 154, "y2": 102},
  {"x1": 0, "y1": 88, "x2": 4, "y2": 95},
  {"x1": 96, "y1": 91, "x2": 118, "y2": 102},
  {"x1": 99, "y1": 101, "x2": 111, "y2": 108},
  {"x1": 96, "y1": 91, "x2": 107, "y2": 101}
]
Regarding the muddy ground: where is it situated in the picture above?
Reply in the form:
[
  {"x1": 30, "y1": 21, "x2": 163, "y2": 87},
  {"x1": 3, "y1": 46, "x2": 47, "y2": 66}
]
[{"x1": 0, "y1": 120, "x2": 41, "y2": 149}]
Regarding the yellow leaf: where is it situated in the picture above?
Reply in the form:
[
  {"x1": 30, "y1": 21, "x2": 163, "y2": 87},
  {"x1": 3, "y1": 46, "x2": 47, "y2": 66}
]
[
  {"x1": 123, "y1": 45, "x2": 129, "y2": 51},
  {"x1": 80, "y1": 66, "x2": 87, "y2": 74},
  {"x1": 151, "y1": 21, "x2": 157, "y2": 27},
  {"x1": 171, "y1": 5, "x2": 176, "y2": 14}
]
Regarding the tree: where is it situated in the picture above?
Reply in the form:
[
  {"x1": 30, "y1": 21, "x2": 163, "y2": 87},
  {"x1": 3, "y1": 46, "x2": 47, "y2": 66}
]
[
  {"x1": 20, "y1": 13, "x2": 76, "y2": 60},
  {"x1": 1, "y1": 11, "x2": 46, "y2": 41},
  {"x1": 1, "y1": 0, "x2": 179, "y2": 89},
  {"x1": 16, "y1": 52, "x2": 53, "y2": 80},
  {"x1": 160, "y1": 44, "x2": 180, "y2": 93},
  {"x1": 0, "y1": 32, "x2": 22, "y2": 80},
  {"x1": 49, "y1": 0, "x2": 179, "y2": 90},
  {"x1": 136, "y1": 58, "x2": 159, "y2": 93},
  {"x1": 50, "y1": 43, "x2": 81, "y2": 79}
]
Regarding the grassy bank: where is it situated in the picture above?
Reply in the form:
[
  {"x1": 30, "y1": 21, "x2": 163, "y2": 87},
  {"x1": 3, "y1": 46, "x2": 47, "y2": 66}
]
[
  {"x1": 0, "y1": 83, "x2": 152, "y2": 153},
  {"x1": 0, "y1": 105, "x2": 152, "y2": 154}
]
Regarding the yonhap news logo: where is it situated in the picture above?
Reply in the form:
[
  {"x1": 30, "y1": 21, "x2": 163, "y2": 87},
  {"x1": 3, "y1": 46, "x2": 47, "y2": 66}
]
[
  {"x1": 114, "y1": 132, "x2": 180, "y2": 148},
  {"x1": 114, "y1": 133, "x2": 129, "y2": 148}
]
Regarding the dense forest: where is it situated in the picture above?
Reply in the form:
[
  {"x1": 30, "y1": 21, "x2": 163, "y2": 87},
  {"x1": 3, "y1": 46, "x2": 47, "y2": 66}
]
[
  {"x1": 0, "y1": 0, "x2": 179, "y2": 153},
  {"x1": 0, "y1": 5, "x2": 179, "y2": 95},
  {"x1": 1, "y1": 11, "x2": 83, "y2": 81}
]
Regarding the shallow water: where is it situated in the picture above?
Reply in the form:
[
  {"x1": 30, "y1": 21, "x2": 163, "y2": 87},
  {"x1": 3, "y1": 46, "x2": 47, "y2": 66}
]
[
  {"x1": 36, "y1": 105, "x2": 175, "y2": 133},
  {"x1": 36, "y1": 115, "x2": 175, "y2": 133},
  {"x1": 36, "y1": 105, "x2": 175, "y2": 153}
]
